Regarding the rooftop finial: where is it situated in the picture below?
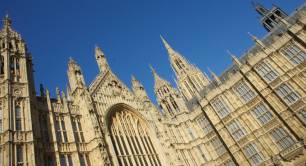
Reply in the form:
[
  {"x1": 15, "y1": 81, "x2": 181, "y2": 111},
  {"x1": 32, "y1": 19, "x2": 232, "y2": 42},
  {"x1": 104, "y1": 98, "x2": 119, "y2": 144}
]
[
  {"x1": 227, "y1": 50, "x2": 242, "y2": 67},
  {"x1": 3, "y1": 13, "x2": 12, "y2": 28},
  {"x1": 252, "y1": 1, "x2": 269, "y2": 16},
  {"x1": 247, "y1": 32, "x2": 265, "y2": 48}
]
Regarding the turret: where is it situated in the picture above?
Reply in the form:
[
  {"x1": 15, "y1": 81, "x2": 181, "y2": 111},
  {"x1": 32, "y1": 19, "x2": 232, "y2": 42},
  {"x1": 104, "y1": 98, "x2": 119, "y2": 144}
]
[
  {"x1": 150, "y1": 65, "x2": 188, "y2": 117},
  {"x1": 252, "y1": 2, "x2": 288, "y2": 31},
  {"x1": 0, "y1": 14, "x2": 30, "y2": 82},
  {"x1": 67, "y1": 58, "x2": 86, "y2": 93},
  {"x1": 0, "y1": 14, "x2": 40, "y2": 165}
]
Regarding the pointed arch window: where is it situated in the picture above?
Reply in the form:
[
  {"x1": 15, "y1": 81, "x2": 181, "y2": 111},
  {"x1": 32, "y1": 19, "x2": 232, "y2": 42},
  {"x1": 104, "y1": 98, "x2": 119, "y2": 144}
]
[
  {"x1": 109, "y1": 107, "x2": 161, "y2": 165},
  {"x1": 169, "y1": 96, "x2": 179, "y2": 112},
  {"x1": 15, "y1": 105, "x2": 22, "y2": 131}
]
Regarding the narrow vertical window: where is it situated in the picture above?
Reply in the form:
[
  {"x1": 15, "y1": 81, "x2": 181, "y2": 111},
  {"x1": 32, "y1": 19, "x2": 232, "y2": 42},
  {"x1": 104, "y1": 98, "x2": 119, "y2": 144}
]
[
  {"x1": 170, "y1": 96, "x2": 179, "y2": 112},
  {"x1": 255, "y1": 60, "x2": 279, "y2": 83},
  {"x1": 196, "y1": 145, "x2": 207, "y2": 161},
  {"x1": 16, "y1": 145, "x2": 23, "y2": 166},
  {"x1": 276, "y1": 83, "x2": 300, "y2": 105},
  {"x1": 0, "y1": 102, "x2": 2, "y2": 133},
  {"x1": 224, "y1": 159, "x2": 236, "y2": 166},
  {"x1": 68, "y1": 155, "x2": 73, "y2": 166},
  {"x1": 78, "y1": 121, "x2": 85, "y2": 142},
  {"x1": 211, "y1": 97, "x2": 231, "y2": 119},
  {"x1": 297, "y1": 109, "x2": 306, "y2": 124},
  {"x1": 79, "y1": 154, "x2": 86, "y2": 166},
  {"x1": 85, "y1": 154, "x2": 91, "y2": 166},
  {"x1": 211, "y1": 137, "x2": 226, "y2": 156},
  {"x1": 60, "y1": 154, "x2": 67, "y2": 166},
  {"x1": 187, "y1": 127, "x2": 195, "y2": 140},
  {"x1": 55, "y1": 119, "x2": 62, "y2": 142},
  {"x1": 61, "y1": 119, "x2": 68, "y2": 143},
  {"x1": 72, "y1": 120, "x2": 79, "y2": 143},
  {"x1": 15, "y1": 105, "x2": 22, "y2": 131},
  {"x1": 234, "y1": 81, "x2": 256, "y2": 103},
  {"x1": 280, "y1": 42, "x2": 306, "y2": 65},
  {"x1": 0, "y1": 56, "x2": 4, "y2": 75},
  {"x1": 16, "y1": 58, "x2": 20, "y2": 77}
]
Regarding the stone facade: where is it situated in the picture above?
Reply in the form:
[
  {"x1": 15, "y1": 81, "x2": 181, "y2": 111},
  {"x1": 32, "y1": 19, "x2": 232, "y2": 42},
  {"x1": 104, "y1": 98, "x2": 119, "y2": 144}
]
[{"x1": 0, "y1": 2, "x2": 305, "y2": 166}]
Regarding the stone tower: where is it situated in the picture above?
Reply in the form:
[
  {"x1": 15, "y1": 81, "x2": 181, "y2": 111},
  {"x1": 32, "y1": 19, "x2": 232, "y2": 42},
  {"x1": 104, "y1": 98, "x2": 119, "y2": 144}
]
[
  {"x1": 0, "y1": 15, "x2": 41, "y2": 165},
  {"x1": 253, "y1": 2, "x2": 288, "y2": 31}
]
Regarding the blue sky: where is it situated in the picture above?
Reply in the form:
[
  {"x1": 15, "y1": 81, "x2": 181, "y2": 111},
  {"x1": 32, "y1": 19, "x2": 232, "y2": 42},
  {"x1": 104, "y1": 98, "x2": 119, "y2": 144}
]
[{"x1": 1, "y1": 0, "x2": 304, "y2": 101}]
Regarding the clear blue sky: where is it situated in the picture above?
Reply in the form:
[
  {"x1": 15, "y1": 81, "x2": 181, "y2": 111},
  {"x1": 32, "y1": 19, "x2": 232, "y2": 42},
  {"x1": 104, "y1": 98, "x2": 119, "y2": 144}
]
[{"x1": 1, "y1": 0, "x2": 304, "y2": 101}]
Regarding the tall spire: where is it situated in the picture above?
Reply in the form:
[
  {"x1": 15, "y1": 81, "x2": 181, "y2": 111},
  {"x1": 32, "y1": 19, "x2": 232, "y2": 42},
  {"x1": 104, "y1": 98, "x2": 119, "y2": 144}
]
[
  {"x1": 160, "y1": 35, "x2": 176, "y2": 56},
  {"x1": 95, "y1": 45, "x2": 109, "y2": 73},
  {"x1": 160, "y1": 35, "x2": 191, "y2": 75}
]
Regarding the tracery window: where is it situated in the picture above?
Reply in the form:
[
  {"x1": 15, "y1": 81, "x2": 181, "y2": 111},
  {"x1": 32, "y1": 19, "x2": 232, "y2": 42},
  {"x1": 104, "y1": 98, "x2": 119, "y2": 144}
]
[
  {"x1": 227, "y1": 119, "x2": 247, "y2": 141},
  {"x1": 72, "y1": 118, "x2": 85, "y2": 143},
  {"x1": 270, "y1": 127, "x2": 295, "y2": 150},
  {"x1": 196, "y1": 115, "x2": 212, "y2": 134},
  {"x1": 234, "y1": 81, "x2": 256, "y2": 103},
  {"x1": 276, "y1": 83, "x2": 300, "y2": 105},
  {"x1": 251, "y1": 103, "x2": 273, "y2": 125},
  {"x1": 55, "y1": 117, "x2": 68, "y2": 143},
  {"x1": 211, "y1": 97, "x2": 231, "y2": 119},
  {"x1": 280, "y1": 42, "x2": 306, "y2": 65},
  {"x1": 255, "y1": 60, "x2": 279, "y2": 83},
  {"x1": 109, "y1": 107, "x2": 161, "y2": 166},
  {"x1": 243, "y1": 142, "x2": 264, "y2": 166}
]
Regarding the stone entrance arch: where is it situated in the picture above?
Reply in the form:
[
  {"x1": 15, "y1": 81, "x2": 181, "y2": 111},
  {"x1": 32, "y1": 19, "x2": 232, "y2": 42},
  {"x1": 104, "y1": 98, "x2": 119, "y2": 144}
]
[{"x1": 106, "y1": 104, "x2": 162, "y2": 166}]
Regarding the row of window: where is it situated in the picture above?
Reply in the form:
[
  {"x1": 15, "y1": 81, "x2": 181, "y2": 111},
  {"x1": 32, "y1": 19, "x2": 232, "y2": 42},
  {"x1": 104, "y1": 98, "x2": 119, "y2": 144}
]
[
  {"x1": 212, "y1": 80, "x2": 300, "y2": 120},
  {"x1": 56, "y1": 117, "x2": 85, "y2": 143},
  {"x1": 59, "y1": 153, "x2": 90, "y2": 166}
]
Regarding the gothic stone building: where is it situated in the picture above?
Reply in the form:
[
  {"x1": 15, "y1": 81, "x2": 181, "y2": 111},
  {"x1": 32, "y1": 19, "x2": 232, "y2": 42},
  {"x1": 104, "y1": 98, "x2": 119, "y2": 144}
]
[{"x1": 0, "y1": 2, "x2": 305, "y2": 166}]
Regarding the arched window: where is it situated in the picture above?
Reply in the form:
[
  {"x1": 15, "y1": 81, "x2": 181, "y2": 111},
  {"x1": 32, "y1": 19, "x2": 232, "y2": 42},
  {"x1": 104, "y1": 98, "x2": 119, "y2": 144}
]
[
  {"x1": 15, "y1": 105, "x2": 22, "y2": 131},
  {"x1": 109, "y1": 106, "x2": 161, "y2": 166}
]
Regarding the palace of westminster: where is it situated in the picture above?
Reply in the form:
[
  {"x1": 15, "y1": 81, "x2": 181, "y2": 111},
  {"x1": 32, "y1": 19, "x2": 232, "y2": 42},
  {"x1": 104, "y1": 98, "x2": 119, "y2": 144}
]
[{"x1": 0, "y1": 2, "x2": 305, "y2": 166}]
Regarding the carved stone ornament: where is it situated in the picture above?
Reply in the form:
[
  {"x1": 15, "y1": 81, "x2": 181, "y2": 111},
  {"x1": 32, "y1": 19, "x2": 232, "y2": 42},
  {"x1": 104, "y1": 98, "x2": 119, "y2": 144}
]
[{"x1": 14, "y1": 88, "x2": 22, "y2": 97}]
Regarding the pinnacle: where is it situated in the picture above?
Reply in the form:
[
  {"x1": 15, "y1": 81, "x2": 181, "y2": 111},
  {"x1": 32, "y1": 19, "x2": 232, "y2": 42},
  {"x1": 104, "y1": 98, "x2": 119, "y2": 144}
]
[
  {"x1": 2, "y1": 13, "x2": 12, "y2": 28},
  {"x1": 160, "y1": 35, "x2": 175, "y2": 55},
  {"x1": 95, "y1": 44, "x2": 105, "y2": 57}
]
